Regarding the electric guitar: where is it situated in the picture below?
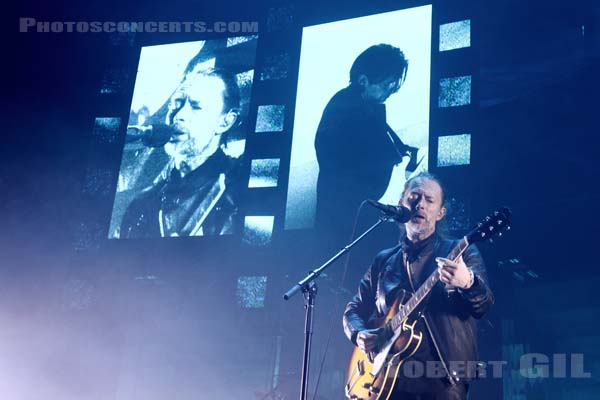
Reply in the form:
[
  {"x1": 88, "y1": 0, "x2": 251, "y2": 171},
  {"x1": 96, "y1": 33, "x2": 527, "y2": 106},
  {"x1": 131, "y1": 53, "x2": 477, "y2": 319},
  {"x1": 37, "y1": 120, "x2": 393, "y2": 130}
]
[{"x1": 345, "y1": 207, "x2": 512, "y2": 400}]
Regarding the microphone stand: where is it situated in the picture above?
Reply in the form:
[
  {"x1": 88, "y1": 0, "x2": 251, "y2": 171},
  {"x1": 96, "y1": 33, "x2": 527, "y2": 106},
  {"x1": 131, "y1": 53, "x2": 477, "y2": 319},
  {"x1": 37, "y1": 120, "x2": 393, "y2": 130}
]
[{"x1": 283, "y1": 214, "x2": 392, "y2": 400}]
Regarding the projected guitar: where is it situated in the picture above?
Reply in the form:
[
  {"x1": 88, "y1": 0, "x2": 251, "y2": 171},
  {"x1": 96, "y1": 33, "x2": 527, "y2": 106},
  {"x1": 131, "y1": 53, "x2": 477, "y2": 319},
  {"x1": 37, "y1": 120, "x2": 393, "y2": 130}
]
[{"x1": 344, "y1": 207, "x2": 512, "y2": 400}]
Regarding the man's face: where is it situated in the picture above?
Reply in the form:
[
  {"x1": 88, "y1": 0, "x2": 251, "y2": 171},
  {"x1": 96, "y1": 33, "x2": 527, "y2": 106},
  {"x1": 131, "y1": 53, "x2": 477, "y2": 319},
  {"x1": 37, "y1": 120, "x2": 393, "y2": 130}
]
[
  {"x1": 165, "y1": 74, "x2": 233, "y2": 161},
  {"x1": 361, "y1": 75, "x2": 402, "y2": 104},
  {"x1": 399, "y1": 178, "x2": 446, "y2": 240}
]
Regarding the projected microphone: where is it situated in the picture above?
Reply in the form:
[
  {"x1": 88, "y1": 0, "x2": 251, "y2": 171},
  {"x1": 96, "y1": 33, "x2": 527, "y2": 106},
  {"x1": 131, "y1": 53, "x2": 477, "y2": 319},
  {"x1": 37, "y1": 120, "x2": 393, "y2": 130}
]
[
  {"x1": 126, "y1": 124, "x2": 182, "y2": 148},
  {"x1": 367, "y1": 200, "x2": 412, "y2": 223}
]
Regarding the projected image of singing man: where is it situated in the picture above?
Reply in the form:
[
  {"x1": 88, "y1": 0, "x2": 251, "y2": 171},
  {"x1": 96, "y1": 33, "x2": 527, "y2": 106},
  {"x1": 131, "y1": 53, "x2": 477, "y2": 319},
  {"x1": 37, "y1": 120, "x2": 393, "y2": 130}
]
[
  {"x1": 314, "y1": 44, "x2": 418, "y2": 234},
  {"x1": 120, "y1": 68, "x2": 241, "y2": 238}
]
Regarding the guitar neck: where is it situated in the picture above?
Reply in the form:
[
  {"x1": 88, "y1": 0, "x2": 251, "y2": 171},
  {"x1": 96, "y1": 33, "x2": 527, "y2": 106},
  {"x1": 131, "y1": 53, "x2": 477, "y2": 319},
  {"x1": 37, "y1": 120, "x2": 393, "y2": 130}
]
[{"x1": 390, "y1": 237, "x2": 470, "y2": 331}]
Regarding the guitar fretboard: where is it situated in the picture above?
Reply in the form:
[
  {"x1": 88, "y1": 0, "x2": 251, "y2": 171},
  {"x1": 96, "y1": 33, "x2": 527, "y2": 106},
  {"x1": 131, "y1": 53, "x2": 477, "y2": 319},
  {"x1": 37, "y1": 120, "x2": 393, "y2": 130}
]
[{"x1": 389, "y1": 237, "x2": 469, "y2": 332}]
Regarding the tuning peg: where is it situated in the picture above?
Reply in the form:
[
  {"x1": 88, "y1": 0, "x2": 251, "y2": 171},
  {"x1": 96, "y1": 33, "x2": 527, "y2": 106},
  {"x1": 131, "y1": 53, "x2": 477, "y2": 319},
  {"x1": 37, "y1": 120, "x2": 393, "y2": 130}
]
[
  {"x1": 498, "y1": 232, "x2": 503, "y2": 237},
  {"x1": 489, "y1": 238, "x2": 494, "y2": 243},
  {"x1": 507, "y1": 226, "x2": 511, "y2": 231}
]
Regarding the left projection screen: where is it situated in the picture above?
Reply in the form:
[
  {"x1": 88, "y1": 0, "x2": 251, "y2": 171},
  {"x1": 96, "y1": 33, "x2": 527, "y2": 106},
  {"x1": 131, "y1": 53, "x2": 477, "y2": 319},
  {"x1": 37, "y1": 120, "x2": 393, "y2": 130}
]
[{"x1": 109, "y1": 37, "x2": 257, "y2": 239}]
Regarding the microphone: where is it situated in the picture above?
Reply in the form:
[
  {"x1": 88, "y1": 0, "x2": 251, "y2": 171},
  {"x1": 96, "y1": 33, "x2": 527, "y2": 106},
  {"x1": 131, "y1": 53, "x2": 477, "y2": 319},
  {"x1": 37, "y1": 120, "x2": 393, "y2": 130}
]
[
  {"x1": 367, "y1": 200, "x2": 412, "y2": 222},
  {"x1": 126, "y1": 124, "x2": 182, "y2": 148}
]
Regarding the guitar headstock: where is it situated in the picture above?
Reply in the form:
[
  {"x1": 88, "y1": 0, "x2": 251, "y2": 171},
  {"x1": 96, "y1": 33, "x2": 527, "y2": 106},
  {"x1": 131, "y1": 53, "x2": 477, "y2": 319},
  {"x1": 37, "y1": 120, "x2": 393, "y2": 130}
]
[{"x1": 466, "y1": 207, "x2": 512, "y2": 244}]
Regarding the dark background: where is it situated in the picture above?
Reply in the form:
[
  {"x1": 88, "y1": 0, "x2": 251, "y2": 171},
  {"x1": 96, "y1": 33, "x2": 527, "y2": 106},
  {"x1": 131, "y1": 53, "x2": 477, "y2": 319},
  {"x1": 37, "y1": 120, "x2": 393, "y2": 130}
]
[{"x1": 4, "y1": 0, "x2": 600, "y2": 399}]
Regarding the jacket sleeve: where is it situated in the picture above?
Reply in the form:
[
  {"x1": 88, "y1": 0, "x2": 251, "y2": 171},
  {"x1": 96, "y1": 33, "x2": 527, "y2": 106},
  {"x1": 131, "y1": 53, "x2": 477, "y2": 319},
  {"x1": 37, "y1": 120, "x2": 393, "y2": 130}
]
[
  {"x1": 343, "y1": 264, "x2": 377, "y2": 346},
  {"x1": 457, "y1": 244, "x2": 494, "y2": 319}
]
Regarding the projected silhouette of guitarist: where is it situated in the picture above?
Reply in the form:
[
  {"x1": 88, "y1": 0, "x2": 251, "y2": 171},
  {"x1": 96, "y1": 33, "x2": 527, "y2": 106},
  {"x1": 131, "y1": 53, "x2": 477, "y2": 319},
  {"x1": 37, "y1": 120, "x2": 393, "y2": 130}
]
[{"x1": 314, "y1": 44, "x2": 421, "y2": 236}]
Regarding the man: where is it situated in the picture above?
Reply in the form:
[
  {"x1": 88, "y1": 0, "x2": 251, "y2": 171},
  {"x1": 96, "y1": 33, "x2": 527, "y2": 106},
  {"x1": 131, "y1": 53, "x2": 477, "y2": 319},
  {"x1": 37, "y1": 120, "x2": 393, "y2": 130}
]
[
  {"x1": 314, "y1": 44, "x2": 414, "y2": 234},
  {"x1": 343, "y1": 172, "x2": 494, "y2": 399},
  {"x1": 120, "y1": 68, "x2": 242, "y2": 238}
]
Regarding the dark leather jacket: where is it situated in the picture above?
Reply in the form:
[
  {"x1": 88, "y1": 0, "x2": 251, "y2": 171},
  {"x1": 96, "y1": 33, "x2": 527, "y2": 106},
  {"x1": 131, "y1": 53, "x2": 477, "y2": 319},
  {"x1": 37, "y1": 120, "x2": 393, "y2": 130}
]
[
  {"x1": 119, "y1": 149, "x2": 239, "y2": 238},
  {"x1": 343, "y1": 233, "x2": 494, "y2": 384}
]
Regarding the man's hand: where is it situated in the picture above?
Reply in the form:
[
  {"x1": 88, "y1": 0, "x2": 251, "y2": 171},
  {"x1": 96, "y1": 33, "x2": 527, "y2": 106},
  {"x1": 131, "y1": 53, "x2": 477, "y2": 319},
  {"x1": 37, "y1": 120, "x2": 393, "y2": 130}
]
[
  {"x1": 436, "y1": 256, "x2": 473, "y2": 289},
  {"x1": 356, "y1": 329, "x2": 380, "y2": 353}
]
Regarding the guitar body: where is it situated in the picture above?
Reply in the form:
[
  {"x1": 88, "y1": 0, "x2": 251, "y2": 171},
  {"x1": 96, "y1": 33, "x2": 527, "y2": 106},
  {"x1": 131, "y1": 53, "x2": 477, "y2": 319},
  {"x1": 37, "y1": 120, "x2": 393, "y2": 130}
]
[{"x1": 345, "y1": 298, "x2": 423, "y2": 400}]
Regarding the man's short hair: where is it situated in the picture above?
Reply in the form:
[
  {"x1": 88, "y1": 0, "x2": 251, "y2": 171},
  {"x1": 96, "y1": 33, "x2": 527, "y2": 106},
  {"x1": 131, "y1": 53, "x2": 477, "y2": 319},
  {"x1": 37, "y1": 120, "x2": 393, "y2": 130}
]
[
  {"x1": 193, "y1": 67, "x2": 241, "y2": 115},
  {"x1": 349, "y1": 44, "x2": 408, "y2": 86},
  {"x1": 401, "y1": 171, "x2": 446, "y2": 206}
]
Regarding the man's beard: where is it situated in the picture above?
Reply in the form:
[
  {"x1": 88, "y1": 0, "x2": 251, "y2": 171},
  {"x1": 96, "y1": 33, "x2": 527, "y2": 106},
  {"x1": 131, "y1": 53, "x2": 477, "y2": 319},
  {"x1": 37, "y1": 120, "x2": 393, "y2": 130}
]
[
  {"x1": 164, "y1": 132, "x2": 221, "y2": 175},
  {"x1": 164, "y1": 134, "x2": 194, "y2": 160},
  {"x1": 406, "y1": 220, "x2": 435, "y2": 241}
]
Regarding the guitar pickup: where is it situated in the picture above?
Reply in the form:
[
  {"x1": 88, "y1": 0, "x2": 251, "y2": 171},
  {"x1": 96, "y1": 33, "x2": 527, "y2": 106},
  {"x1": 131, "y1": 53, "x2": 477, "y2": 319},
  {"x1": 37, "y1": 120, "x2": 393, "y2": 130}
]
[{"x1": 356, "y1": 360, "x2": 365, "y2": 376}]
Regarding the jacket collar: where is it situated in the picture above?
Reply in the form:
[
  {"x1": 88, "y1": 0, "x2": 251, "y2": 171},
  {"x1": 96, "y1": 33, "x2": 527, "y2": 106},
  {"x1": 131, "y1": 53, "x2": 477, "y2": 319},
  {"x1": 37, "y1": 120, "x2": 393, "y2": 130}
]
[{"x1": 400, "y1": 231, "x2": 440, "y2": 261}]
